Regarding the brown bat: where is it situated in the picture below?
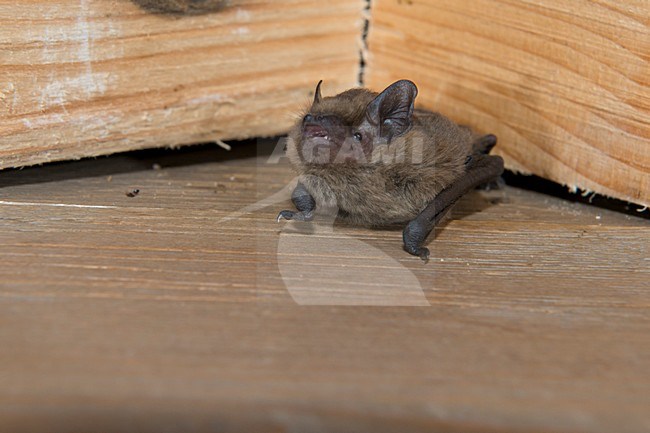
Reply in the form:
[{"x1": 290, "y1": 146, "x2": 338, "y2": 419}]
[{"x1": 277, "y1": 80, "x2": 504, "y2": 260}]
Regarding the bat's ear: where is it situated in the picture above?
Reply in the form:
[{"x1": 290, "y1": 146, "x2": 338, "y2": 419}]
[
  {"x1": 312, "y1": 80, "x2": 323, "y2": 105},
  {"x1": 366, "y1": 80, "x2": 417, "y2": 139}
]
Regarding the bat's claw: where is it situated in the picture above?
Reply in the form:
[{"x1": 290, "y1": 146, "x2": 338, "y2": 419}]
[
  {"x1": 277, "y1": 210, "x2": 313, "y2": 222},
  {"x1": 403, "y1": 245, "x2": 430, "y2": 262},
  {"x1": 403, "y1": 242, "x2": 430, "y2": 262},
  {"x1": 277, "y1": 210, "x2": 295, "y2": 222}
]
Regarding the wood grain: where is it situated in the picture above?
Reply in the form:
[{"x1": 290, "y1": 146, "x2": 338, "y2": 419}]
[
  {"x1": 0, "y1": 0, "x2": 363, "y2": 169},
  {"x1": 365, "y1": 0, "x2": 650, "y2": 207},
  {"x1": 1, "y1": 144, "x2": 649, "y2": 432}
]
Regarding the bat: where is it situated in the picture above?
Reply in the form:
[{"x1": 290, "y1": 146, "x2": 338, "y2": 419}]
[{"x1": 277, "y1": 80, "x2": 504, "y2": 260}]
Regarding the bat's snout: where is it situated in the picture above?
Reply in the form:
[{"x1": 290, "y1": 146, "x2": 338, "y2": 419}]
[{"x1": 302, "y1": 123, "x2": 329, "y2": 139}]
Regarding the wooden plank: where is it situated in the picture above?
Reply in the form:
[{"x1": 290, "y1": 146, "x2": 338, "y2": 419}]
[
  {"x1": 1, "y1": 144, "x2": 649, "y2": 432},
  {"x1": 0, "y1": 0, "x2": 363, "y2": 169},
  {"x1": 365, "y1": 0, "x2": 650, "y2": 207}
]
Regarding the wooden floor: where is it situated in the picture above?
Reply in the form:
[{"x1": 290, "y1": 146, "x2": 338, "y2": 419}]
[{"x1": 1, "y1": 143, "x2": 648, "y2": 433}]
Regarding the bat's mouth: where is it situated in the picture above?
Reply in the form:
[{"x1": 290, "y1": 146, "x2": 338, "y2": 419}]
[{"x1": 302, "y1": 124, "x2": 329, "y2": 140}]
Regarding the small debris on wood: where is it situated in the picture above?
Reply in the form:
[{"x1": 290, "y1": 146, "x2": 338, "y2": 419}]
[
  {"x1": 126, "y1": 189, "x2": 140, "y2": 197},
  {"x1": 229, "y1": 176, "x2": 235, "y2": 181},
  {"x1": 215, "y1": 139, "x2": 232, "y2": 151},
  {"x1": 107, "y1": 176, "x2": 113, "y2": 182},
  {"x1": 152, "y1": 163, "x2": 162, "y2": 170}
]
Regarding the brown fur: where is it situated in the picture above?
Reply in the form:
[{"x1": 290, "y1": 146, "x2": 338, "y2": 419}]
[{"x1": 286, "y1": 81, "x2": 475, "y2": 226}]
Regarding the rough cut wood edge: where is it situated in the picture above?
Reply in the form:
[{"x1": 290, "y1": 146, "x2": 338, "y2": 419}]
[
  {"x1": 0, "y1": 0, "x2": 364, "y2": 169},
  {"x1": 365, "y1": 0, "x2": 649, "y2": 207}
]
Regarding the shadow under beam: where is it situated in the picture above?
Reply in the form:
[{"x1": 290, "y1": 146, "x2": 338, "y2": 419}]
[{"x1": 0, "y1": 139, "x2": 268, "y2": 189}]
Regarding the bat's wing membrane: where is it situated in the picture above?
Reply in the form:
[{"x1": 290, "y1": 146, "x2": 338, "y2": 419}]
[
  {"x1": 403, "y1": 139, "x2": 504, "y2": 260},
  {"x1": 428, "y1": 154, "x2": 504, "y2": 226}
]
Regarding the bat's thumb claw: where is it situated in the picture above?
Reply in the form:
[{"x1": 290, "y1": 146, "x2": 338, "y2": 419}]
[{"x1": 277, "y1": 210, "x2": 294, "y2": 222}]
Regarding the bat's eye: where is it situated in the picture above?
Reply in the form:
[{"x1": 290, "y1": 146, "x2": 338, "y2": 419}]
[
  {"x1": 354, "y1": 132, "x2": 363, "y2": 141},
  {"x1": 303, "y1": 114, "x2": 314, "y2": 123}
]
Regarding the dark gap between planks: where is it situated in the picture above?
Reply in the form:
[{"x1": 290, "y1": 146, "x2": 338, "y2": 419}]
[{"x1": 0, "y1": 138, "x2": 646, "y2": 219}]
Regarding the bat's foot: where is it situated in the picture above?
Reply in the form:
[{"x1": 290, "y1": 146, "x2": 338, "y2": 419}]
[
  {"x1": 277, "y1": 210, "x2": 313, "y2": 222},
  {"x1": 403, "y1": 219, "x2": 432, "y2": 262},
  {"x1": 403, "y1": 245, "x2": 430, "y2": 262},
  {"x1": 473, "y1": 134, "x2": 497, "y2": 155},
  {"x1": 417, "y1": 247, "x2": 430, "y2": 262},
  {"x1": 277, "y1": 210, "x2": 294, "y2": 222}
]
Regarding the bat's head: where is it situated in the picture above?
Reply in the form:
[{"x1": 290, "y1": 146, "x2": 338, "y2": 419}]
[{"x1": 288, "y1": 80, "x2": 418, "y2": 166}]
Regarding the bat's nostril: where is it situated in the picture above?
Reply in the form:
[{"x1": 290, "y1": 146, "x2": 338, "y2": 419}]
[{"x1": 315, "y1": 115, "x2": 324, "y2": 122}]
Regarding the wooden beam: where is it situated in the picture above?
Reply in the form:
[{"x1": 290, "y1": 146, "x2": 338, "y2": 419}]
[
  {"x1": 366, "y1": 0, "x2": 649, "y2": 207},
  {"x1": 0, "y1": 0, "x2": 363, "y2": 169}
]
